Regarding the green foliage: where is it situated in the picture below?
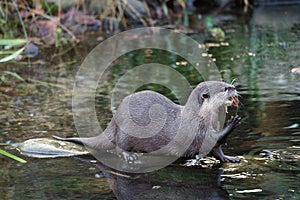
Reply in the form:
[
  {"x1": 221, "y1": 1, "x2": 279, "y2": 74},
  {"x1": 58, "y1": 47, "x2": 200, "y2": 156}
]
[
  {"x1": 0, "y1": 38, "x2": 28, "y2": 62},
  {"x1": 0, "y1": 13, "x2": 20, "y2": 39},
  {"x1": 0, "y1": 47, "x2": 25, "y2": 63},
  {"x1": 205, "y1": 17, "x2": 225, "y2": 41},
  {"x1": 0, "y1": 148, "x2": 27, "y2": 163},
  {"x1": 41, "y1": 1, "x2": 59, "y2": 15},
  {"x1": 209, "y1": 27, "x2": 225, "y2": 41},
  {"x1": 0, "y1": 39, "x2": 27, "y2": 46}
]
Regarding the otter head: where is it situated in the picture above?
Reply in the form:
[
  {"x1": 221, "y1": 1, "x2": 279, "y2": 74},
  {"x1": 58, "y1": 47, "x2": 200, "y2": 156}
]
[{"x1": 188, "y1": 81, "x2": 239, "y2": 114}]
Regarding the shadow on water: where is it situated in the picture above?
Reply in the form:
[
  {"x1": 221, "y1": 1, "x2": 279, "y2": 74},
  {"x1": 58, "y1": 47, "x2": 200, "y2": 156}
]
[{"x1": 0, "y1": 3, "x2": 300, "y2": 200}]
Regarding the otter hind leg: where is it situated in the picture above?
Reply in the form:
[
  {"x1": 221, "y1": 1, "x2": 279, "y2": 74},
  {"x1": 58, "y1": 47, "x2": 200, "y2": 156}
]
[{"x1": 211, "y1": 145, "x2": 240, "y2": 163}]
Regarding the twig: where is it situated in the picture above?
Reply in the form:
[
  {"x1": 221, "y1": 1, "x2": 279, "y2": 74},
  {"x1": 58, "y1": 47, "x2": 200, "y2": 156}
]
[{"x1": 12, "y1": 0, "x2": 28, "y2": 38}]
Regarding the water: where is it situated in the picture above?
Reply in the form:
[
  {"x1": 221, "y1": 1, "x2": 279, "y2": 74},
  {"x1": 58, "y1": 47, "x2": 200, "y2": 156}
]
[{"x1": 1, "y1": 4, "x2": 300, "y2": 200}]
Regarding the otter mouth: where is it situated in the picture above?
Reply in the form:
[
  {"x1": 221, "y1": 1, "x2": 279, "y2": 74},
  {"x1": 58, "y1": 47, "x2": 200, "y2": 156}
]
[{"x1": 225, "y1": 96, "x2": 239, "y2": 113}]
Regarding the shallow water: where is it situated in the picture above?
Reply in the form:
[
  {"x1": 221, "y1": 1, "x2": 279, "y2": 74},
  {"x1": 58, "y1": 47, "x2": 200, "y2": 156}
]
[{"x1": 1, "y1": 4, "x2": 300, "y2": 200}]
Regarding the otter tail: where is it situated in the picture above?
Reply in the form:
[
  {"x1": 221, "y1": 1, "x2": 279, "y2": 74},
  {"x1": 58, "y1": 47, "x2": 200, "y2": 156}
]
[
  {"x1": 53, "y1": 120, "x2": 116, "y2": 150},
  {"x1": 52, "y1": 135, "x2": 83, "y2": 144},
  {"x1": 52, "y1": 134, "x2": 115, "y2": 150}
]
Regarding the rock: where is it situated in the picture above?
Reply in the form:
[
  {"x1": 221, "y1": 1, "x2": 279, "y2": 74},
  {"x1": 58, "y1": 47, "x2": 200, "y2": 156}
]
[
  {"x1": 17, "y1": 138, "x2": 89, "y2": 158},
  {"x1": 291, "y1": 67, "x2": 300, "y2": 74},
  {"x1": 123, "y1": 0, "x2": 150, "y2": 22}
]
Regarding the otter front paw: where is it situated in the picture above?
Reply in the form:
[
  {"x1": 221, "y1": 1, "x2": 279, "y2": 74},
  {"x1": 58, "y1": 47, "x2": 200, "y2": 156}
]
[
  {"x1": 217, "y1": 115, "x2": 241, "y2": 145},
  {"x1": 227, "y1": 115, "x2": 241, "y2": 129}
]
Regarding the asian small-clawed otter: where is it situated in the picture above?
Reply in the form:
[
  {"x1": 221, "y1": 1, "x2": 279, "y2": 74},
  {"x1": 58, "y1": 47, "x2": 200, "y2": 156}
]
[{"x1": 54, "y1": 81, "x2": 241, "y2": 163}]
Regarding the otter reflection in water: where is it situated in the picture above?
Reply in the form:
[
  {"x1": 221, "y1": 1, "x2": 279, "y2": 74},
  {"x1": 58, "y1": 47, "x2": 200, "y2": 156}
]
[{"x1": 95, "y1": 160, "x2": 230, "y2": 200}]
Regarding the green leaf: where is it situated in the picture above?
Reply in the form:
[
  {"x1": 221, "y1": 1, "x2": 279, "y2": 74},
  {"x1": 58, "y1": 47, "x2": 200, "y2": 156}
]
[
  {"x1": 0, "y1": 39, "x2": 28, "y2": 46},
  {"x1": 0, "y1": 148, "x2": 27, "y2": 163},
  {"x1": 0, "y1": 47, "x2": 25, "y2": 63}
]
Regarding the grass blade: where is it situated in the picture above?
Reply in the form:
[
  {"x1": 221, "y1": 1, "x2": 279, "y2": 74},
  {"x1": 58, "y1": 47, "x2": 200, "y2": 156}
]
[
  {"x1": 0, "y1": 47, "x2": 25, "y2": 63},
  {"x1": 28, "y1": 78, "x2": 67, "y2": 89},
  {"x1": 0, "y1": 148, "x2": 27, "y2": 163},
  {"x1": 4, "y1": 71, "x2": 25, "y2": 82},
  {"x1": 0, "y1": 39, "x2": 28, "y2": 46}
]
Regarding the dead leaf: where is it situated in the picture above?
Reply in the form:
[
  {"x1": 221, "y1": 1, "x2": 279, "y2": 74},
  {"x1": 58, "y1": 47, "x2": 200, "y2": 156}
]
[
  {"x1": 61, "y1": 8, "x2": 101, "y2": 34},
  {"x1": 32, "y1": 18, "x2": 59, "y2": 45}
]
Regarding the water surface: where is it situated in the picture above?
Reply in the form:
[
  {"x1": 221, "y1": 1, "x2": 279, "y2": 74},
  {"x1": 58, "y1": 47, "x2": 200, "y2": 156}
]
[{"x1": 0, "y1": 4, "x2": 300, "y2": 200}]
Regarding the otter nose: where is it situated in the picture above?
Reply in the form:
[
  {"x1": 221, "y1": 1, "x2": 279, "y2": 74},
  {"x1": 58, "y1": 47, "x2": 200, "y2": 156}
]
[{"x1": 225, "y1": 86, "x2": 236, "y2": 91}]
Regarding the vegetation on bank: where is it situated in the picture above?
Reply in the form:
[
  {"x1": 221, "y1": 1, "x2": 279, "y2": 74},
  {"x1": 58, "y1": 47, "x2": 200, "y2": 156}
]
[{"x1": 0, "y1": 0, "x2": 252, "y2": 59}]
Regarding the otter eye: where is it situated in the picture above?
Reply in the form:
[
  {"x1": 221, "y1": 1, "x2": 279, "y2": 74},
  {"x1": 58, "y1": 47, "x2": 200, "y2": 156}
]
[
  {"x1": 225, "y1": 87, "x2": 228, "y2": 92},
  {"x1": 202, "y1": 93, "x2": 210, "y2": 99}
]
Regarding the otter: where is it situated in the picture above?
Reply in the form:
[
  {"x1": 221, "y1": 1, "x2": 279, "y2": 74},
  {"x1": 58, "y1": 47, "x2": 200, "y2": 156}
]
[{"x1": 53, "y1": 81, "x2": 241, "y2": 163}]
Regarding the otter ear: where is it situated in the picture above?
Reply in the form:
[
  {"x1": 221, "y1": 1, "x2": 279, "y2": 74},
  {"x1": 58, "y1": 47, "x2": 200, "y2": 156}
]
[
  {"x1": 202, "y1": 93, "x2": 210, "y2": 99},
  {"x1": 198, "y1": 92, "x2": 210, "y2": 104}
]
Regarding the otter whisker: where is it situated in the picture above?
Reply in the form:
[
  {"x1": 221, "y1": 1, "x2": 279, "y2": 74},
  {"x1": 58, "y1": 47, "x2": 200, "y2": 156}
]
[{"x1": 231, "y1": 78, "x2": 237, "y2": 85}]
